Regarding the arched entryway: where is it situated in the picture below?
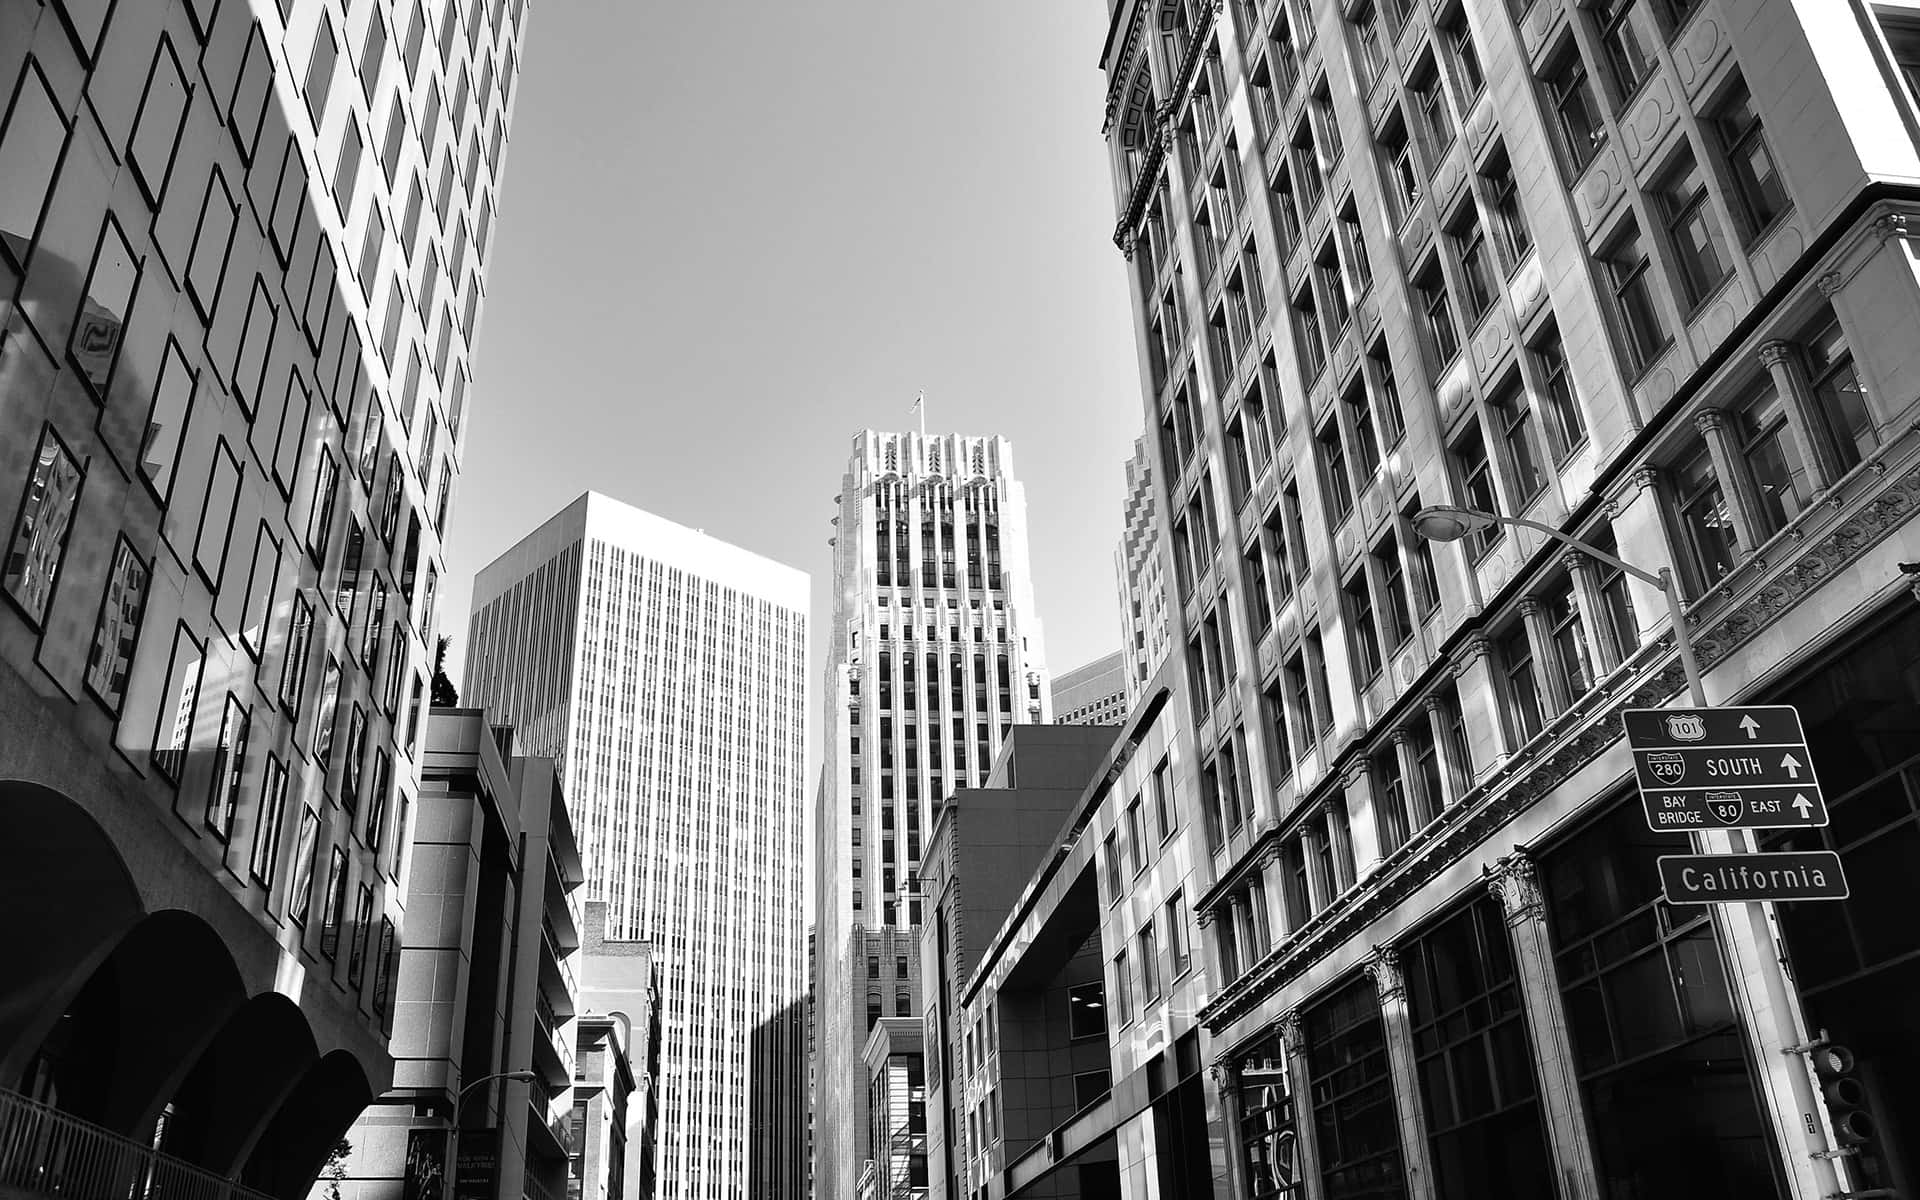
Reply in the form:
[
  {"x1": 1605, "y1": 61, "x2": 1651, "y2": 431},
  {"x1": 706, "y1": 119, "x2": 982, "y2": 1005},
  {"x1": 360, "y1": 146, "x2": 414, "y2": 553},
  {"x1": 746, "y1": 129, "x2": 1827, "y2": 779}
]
[
  {"x1": 160, "y1": 992, "x2": 321, "y2": 1175},
  {"x1": 242, "y1": 1050, "x2": 375, "y2": 1200}
]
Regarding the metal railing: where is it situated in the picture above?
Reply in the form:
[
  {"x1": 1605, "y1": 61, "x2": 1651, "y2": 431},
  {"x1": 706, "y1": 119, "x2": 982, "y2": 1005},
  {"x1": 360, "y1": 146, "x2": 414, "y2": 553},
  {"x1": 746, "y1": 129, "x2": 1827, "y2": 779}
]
[{"x1": 0, "y1": 1088, "x2": 280, "y2": 1200}]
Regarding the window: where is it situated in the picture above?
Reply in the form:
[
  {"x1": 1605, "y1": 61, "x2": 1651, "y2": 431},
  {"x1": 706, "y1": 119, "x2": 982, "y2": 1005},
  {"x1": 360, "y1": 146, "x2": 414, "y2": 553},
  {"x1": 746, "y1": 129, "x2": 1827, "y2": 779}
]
[
  {"x1": 365, "y1": 751, "x2": 391, "y2": 851},
  {"x1": 1316, "y1": 242, "x2": 1351, "y2": 331},
  {"x1": 1346, "y1": 572, "x2": 1383, "y2": 679},
  {"x1": 358, "y1": 6, "x2": 386, "y2": 99},
  {"x1": 250, "y1": 756, "x2": 291, "y2": 889},
  {"x1": 347, "y1": 883, "x2": 374, "y2": 986},
  {"x1": 69, "y1": 217, "x2": 140, "y2": 402},
  {"x1": 1453, "y1": 425, "x2": 1501, "y2": 558},
  {"x1": 1383, "y1": 119, "x2": 1421, "y2": 221},
  {"x1": 1318, "y1": 418, "x2": 1353, "y2": 520},
  {"x1": 1533, "y1": 326, "x2": 1586, "y2": 461},
  {"x1": 204, "y1": 697, "x2": 249, "y2": 841},
  {"x1": 184, "y1": 169, "x2": 238, "y2": 320},
  {"x1": 192, "y1": 438, "x2": 242, "y2": 590},
  {"x1": 308, "y1": 453, "x2": 341, "y2": 564},
  {"x1": 1138, "y1": 920, "x2": 1162, "y2": 1004},
  {"x1": 1369, "y1": 345, "x2": 1404, "y2": 444},
  {"x1": 1674, "y1": 442, "x2": 1738, "y2": 584},
  {"x1": 0, "y1": 58, "x2": 70, "y2": 269},
  {"x1": 1546, "y1": 47, "x2": 1604, "y2": 171},
  {"x1": 314, "y1": 657, "x2": 342, "y2": 769},
  {"x1": 1068, "y1": 981, "x2": 1106, "y2": 1039},
  {"x1": 1294, "y1": 286, "x2": 1326, "y2": 378},
  {"x1": 1245, "y1": 543, "x2": 1274, "y2": 631},
  {"x1": 1405, "y1": 504, "x2": 1441, "y2": 617},
  {"x1": 239, "y1": 524, "x2": 280, "y2": 660},
  {"x1": 1543, "y1": 800, "x2": 1779, "y2": 1198},
  {"x1": 1339, "y1": 203, "x2": 1373, "y2": 293},
  {"x1": 84, "y1": 539, "x2": 149, "y2": 712},
  {"x1": 1659, "y1": 154, "x2": 1730, "y2": 306},
  {"x1": 1417, "y1": 259, "x2": 1459, "y2": 363},
  {"x1": 1111, "y1": 949, "x2": 1134, "y2": 1026},
  {"x1": 304, "y1": 14, "x2": 338, "y2": 130},
  {"x1": 1592, "y1": 536, "x2": 1640, "y2": 661},
  {"x1": 1605, "y1": 225, "x2": 1668, "y2": 372},
  {"x1": 129, "y1": 36, "x2": 190, "y2": 206},
  {"x1": 1353, "y1": 3, "x2": 1387, "y2": 86},
  {"x1": 1152, "y1": 758, "x2": 1176, "y2": 841},
  {"x1": 1345, "y1": 385, "x2": 1380, "y2": 477},
  {"x1": 1403, "y1": 896, "x2": 1556, "y2": 1197},
  {"x1": 1307, "y1": 980, "x2": 1406, "y2": 1197},
  {"x1": 1547, "y1": 579, "x2": 1596, "y2": 699},
  {"x1": 1167, "y1": 892, "x2": 1192, "y2": 975},
  {"x1": 358, "y1": 204, "x2": 386, "y2": 299},
  {"x1": 1411, "y1": 59, "x2": 1454, "y2": 156},
  {"x1": 1713, "y1": 79, "x2": 1786, "y2": 241},
  {"x1": 1484, "y1": 150, "x2": 1531, "y2": 266},
  {"x1": 228, "y1": 30, "x2": 272, "y2": 163},
  {"x1": 1805, "y1": 321, "x2": 1874, "y2": 468},
  {"x1": 1126, "y1": 797, "x2": 1149, "y2": 875},
  {"x1": 1501, "y1": 624, "x2": 1544, "y2": 741},
  {"x1": 150, "y1": 625, "x2": 203, "y2": 785},
  {"x1": 1453, "y1": 213, "x2": 1495, "y2": 320},
  {"x1": 1735, "y1": 386, "x2": 1809, "y2": 531},
  {"x1": 1492, "y1": 381, "x2": 1545, "y2": 502},
  {"x1": 1376, "y1": 535, "x2": 1413, "y2": 648},
  {"x1": 280, "y1": 591, "x2": 315, "y2": 715},
  {"x1": 1594, "y1": 0, "x2": 1652, "y2": 101},
  {"x1": 1446, "y1": 12, "x2": 1485, "y2": 101}
]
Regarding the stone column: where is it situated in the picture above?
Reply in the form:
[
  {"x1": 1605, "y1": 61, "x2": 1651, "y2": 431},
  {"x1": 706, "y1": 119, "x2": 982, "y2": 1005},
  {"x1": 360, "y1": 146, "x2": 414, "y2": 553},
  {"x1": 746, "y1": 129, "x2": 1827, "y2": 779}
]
[
  {"x1": 1485, "y1": 852, "x2": 1602, "y2": 1200},
  {"x1": 1758, "y1": 340, "x2": 1844, "y2": 490},
  {"x1": 1451, "y1": 635, "x2": 1505, "y2": 781},
  {"x1": 1260, "y1": 846, "x2": 1291, "y2": 946},
  {"x1": 1341, "y1": 757, "x2": 1384, "y2": 880},
  {"x1": 1365, "y1": 946, "x2": 1438, "y2": 1200},
  {"x1": 1277, "y1": 1010, "x2": 1325, "y2": 1200},
  {"x1": 1519, "y1": 596, "x2": 1567, "y2": 719},
  {"x1": 1422, "y1": 690, "x2": 1463, "y2": 809},
  {"x1": 1695, "y1": 409, "x2": 1768, "y2": 555}
]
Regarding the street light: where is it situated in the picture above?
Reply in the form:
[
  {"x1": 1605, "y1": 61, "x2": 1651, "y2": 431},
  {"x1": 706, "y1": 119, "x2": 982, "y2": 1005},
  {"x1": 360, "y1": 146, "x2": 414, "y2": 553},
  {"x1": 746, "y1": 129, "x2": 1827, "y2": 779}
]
[
  {"x1": 1409, "y1": 504, "x2": 1705, "y2": 704},
  {"x1": 1409, "y1": 502, "x2": 1846, "y2": 1190},
  {"x1": 443, "y1": 1069, "x2": 537, "y2": 1200}
]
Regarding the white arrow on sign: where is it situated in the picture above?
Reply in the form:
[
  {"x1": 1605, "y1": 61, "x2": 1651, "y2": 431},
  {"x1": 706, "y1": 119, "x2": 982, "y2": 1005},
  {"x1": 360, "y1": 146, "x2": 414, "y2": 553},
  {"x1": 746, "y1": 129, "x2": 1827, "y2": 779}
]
[
  {"x1": 1793, "y1": 794, "x2": 1813, "y2": 820},
  {"x1": 1740, "y1": 715, "x2": 1760, "y2": 739},
  {"x1": 1781, "y1": 753, "x2": 1802, "y2": 779}
]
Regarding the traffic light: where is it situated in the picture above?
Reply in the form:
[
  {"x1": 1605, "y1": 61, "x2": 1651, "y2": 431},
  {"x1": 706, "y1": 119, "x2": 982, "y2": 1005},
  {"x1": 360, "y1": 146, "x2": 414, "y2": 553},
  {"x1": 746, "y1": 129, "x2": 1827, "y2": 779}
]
[{"x1": 1810, "y1": 1043, "x2": 1875, "y2": 1147}]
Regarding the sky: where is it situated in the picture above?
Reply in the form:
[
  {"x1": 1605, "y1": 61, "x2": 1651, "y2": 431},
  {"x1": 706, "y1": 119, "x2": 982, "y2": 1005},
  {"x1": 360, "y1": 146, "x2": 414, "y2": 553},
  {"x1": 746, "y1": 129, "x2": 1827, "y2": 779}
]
[{"x1": 439, "y1": 3, "x2": 1145, "y2": 745}]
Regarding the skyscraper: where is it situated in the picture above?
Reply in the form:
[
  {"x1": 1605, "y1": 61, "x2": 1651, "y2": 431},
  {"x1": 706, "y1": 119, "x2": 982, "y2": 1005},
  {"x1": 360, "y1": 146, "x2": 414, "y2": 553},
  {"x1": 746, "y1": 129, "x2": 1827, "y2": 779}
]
[
  {"x1": 1094, "y1": 0, "x2": 1920, "y2": 1192},
  {"x1": 1113, "y1": 436, "x2": 1171, "y2": 705},
  {"x1": 0, "y1": 0, "x2": 524, "y2": 1190},
  {"x1": 813, "y1": 431, "x2": 1051, "y2": 1199},
  {"x1": 463, "y1": 492, "x2": 809, "y2": 1200}
]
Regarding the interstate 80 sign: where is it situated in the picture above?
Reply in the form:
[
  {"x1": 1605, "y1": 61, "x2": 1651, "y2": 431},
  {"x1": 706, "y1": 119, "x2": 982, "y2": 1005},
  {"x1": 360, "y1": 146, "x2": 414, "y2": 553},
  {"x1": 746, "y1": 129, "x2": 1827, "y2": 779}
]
[{"x1": 1623, "y1": 705, "x2": 1830, "y2": 832}]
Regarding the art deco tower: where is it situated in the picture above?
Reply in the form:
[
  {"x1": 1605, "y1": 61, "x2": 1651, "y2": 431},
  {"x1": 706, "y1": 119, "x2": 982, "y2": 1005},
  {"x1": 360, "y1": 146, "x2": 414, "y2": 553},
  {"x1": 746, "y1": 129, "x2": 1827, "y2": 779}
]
[
  {"x1": 465, "y1": 492, "x2": 809, "y2": 1200},
  {"x1": 812, "y1": 431, "x2": 1051, "y2": 1199}
]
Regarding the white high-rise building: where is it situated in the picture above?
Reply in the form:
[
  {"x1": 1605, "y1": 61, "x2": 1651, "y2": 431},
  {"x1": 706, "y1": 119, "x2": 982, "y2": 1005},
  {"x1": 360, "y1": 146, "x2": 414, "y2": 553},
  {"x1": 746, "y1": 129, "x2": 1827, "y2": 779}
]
[
  {"x1": 812, "y1": 431, "x2": 1051, "y2": 1199},
  {"x1": 1114, "y1": 436, "x2": 1171, "y2": 706},
  {"x1": 463, "y1": 492, "x2": 808, "y2": 1200}
]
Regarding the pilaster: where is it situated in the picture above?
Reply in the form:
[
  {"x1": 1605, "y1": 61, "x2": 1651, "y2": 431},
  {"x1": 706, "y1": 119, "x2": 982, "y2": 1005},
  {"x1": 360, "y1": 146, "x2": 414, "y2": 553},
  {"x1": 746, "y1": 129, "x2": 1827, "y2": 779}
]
[
  {"x1": 1485, "y1": 851, "x2": 1601, "y2": 1200},
  {"x1": 1695, "y1": 409, "x2": 1768, "y2": 557},
  {"x1": 1518, "y1": 596, "x2": 1568, "y2": 719},
  {"x1": 1391, "y1": 727, "x2": 1429, "y2": 831},
  {"x1": 1562, "y1": 551, "x2": 1618, "y2": 676},
  {"x1": 1421, "y1": 692, "x2": 1462, "y2": 809},
  {"x1": 1277, "y1": 1010, "x2": 1324, "y2": 1200},
  {"x1": 1604, "y1": 467, "x2": 1675, "y2": 642},
  {"x1": 1757, "y1": 340, "x2": 1844, "y2": 490},
  {"x1": 1365, "y1": 944, "x2": 1437, "y2": 1200},
  {"x1": 1340, "y1": 757, "x2": 1384, "y2": 880},
  {"x1": 1450, "y1": 635, "x2": 1505, "y2": 782}
]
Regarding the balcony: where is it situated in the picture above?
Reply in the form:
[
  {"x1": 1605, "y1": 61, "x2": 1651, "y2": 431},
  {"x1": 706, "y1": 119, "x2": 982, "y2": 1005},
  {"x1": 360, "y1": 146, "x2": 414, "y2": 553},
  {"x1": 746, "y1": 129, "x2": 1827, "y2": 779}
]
[{"x1": 0, "y1": 1088, "x2": 279, "y2": 1200}]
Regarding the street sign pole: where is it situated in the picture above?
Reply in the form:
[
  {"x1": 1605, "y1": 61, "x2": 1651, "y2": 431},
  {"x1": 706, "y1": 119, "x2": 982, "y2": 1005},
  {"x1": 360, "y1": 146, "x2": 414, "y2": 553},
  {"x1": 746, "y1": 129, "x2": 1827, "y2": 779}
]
[{"x1": 1659, "y1": 569, "x2": 1846, "y2": 1198}]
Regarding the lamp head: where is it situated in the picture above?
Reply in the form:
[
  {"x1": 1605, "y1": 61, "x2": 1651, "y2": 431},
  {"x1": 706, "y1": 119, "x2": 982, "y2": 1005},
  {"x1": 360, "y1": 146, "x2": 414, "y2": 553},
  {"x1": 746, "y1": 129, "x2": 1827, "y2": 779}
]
[{"x1": 1411, "y1": 504, "x2": 1498, "y2": 543}]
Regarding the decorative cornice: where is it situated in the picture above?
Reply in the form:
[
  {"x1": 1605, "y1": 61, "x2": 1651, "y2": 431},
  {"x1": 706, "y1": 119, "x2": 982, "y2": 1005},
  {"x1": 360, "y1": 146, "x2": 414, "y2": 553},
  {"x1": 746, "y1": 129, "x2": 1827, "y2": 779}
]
[
  {"x1": 1195, "y1": 904, "x2": 1218, "y2": 927},
  {"x1": 1365, "y1": 944, "x2": 1405, "y2": 1000},
  {"x1": 1485, "y1": 850, "x2": 1544, "y2": 925}
]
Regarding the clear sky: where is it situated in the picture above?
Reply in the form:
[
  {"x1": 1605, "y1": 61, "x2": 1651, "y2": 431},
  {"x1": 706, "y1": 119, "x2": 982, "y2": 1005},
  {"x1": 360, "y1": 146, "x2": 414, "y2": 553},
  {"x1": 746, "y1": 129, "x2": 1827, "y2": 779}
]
[{"x1": 440, "y1": 4, "x2": 1144, "y2": 734}]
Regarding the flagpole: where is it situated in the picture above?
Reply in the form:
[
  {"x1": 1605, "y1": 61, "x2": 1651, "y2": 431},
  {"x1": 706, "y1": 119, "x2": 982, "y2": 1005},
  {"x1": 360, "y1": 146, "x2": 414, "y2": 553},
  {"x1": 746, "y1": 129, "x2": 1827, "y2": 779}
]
[{"x1": 915, "y1": 390, "x2": 926, "y2": 439}]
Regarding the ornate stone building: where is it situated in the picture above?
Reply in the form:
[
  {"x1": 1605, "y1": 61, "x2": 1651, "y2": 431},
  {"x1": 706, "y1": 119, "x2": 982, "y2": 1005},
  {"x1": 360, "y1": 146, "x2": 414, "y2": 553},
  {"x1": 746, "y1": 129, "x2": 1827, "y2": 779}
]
[{"x1": 1091, "y1": 0, "x2": 1920, "y2": 1195}]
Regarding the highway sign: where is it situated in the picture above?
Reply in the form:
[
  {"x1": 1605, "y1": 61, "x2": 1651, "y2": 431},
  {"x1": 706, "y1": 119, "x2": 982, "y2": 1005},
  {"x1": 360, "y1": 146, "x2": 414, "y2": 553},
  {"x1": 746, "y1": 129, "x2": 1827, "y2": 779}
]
[
  {"x1": 1658, "y1": 851, "x2": 1849, "y2": 904},
  {"x1": 1624, "y1": 705, "x2": 1828, "y2": 831}
]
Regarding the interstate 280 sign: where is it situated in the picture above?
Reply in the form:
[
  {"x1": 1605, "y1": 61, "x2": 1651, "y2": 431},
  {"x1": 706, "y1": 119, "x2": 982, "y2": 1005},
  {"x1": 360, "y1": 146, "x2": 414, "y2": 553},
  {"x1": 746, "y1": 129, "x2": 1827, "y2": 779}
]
[{"x1": 1623, "y1": 705, "x2": 1830, "y2": 832}]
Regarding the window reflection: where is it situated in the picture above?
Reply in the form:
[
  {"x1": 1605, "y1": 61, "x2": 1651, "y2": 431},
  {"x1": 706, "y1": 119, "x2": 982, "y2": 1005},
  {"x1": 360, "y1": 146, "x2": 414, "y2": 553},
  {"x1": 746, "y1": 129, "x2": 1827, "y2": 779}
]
[
  {"x1": 3, "y1": 425, "x2": 83, "y2": 624},
  {"x1": 69, "y1": 218, "x2": 139, "y2": 400}
]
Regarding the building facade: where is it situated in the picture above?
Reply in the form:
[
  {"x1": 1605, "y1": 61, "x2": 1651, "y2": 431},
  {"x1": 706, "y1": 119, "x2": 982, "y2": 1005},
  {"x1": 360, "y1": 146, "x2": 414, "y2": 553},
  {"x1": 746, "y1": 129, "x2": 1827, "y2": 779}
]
[
  {"x1": 0, "y1": 0, "x2": 524, "y2": 1193},
  {"x1": 1051, "y1": 650, "x2": 1130, "y2": 726},
  {"x1": 1114, "y1": 437, "x2": 1173, "y2": 706},
  {"x1": 814, "y1": 431, "x2": 1054, "y2": 1199},
  {"x1": 860, "y1": 1018, "x2": 929, "y2": 1200},
  {"x1": 580, "y1": 900, "x2": 663, "y2": 1200},
  {"x1": 342, "y1": 709, "x2": 585, "y2": 1200},
  {"x1": 1097, "y1": 0, "x2": 1920, "y2": 1195},
  {"x1": 462, "y1": 492, "x2": 809, "y2": 1200}
]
